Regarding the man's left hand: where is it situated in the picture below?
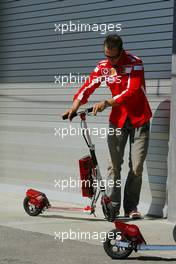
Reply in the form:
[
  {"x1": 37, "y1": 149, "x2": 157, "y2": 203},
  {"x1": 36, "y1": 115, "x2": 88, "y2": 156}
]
[{"x1": 92, "y1": 101, "x2": 106, "y2": 115}]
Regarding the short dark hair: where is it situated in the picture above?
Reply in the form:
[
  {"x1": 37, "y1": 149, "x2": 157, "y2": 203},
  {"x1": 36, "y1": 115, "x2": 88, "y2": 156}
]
[{"x1": 104, "y1": 34, "x2": 123, "y2": 51}]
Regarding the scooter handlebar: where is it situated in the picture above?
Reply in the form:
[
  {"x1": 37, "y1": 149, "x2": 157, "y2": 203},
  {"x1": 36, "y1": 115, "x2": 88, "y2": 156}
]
[{"x1": 62, "y1": 107, "x2": 93, "y2": 120}]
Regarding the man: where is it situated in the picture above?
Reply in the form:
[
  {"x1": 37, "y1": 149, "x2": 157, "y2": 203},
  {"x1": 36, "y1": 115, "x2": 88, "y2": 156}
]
[{"x1": 63, "y1": 34, "x2": 152, "y2": 221}]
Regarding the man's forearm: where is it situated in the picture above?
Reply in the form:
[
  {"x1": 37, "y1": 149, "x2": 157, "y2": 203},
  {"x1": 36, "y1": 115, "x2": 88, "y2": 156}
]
[
  {"x1": 72, "y1": 99, "x2": 81, "y2": 111},
  {"x1": 105, "y1": 98, "x2": 118, "y2": 108}
]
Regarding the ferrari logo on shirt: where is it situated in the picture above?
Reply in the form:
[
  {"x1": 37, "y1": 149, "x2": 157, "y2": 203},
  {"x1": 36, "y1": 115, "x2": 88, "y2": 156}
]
[{"x1": 110, "y1": 68, "x2": 116, "y2": 76}]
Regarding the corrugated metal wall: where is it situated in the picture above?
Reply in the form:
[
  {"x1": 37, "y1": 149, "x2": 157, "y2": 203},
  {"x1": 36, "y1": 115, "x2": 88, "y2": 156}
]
[
  {"x1": 0, "y1": 0, "x2": 174, "y2": 216},
  {"x1": 0, "y1": 0, "x2": 174, "y2": 81}
]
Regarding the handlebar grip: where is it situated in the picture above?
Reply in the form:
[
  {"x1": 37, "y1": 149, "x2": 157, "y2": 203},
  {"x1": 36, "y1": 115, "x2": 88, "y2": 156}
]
[
  {"x1": 87, "y1": 107, "x2": 93, "y2": 113},
  {"x1": 62, "y1": 112, "x2": 77, "y2": 120}
]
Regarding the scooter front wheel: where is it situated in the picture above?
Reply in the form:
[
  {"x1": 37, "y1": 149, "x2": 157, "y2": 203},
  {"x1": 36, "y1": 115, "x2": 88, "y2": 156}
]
[
  {"x1": 103, "y1": 229, "x2": 133, "y2": 259},
  {"x1": 23, "y1": 196, "x2": 42, "y2": 216}
]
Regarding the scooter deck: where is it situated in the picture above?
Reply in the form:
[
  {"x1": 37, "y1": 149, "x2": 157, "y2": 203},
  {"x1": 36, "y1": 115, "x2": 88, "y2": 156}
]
[
  {"x1": 139, "y1": 244, "x2": 176, "y2": 251},
  {"x1": 47, "y1": 206, "x2": 84, "y2": 212},
  {"x1": 46, "y1": 205, "x2": 96, "y2": 215},
  {"x1": 117, "y1": 241, "x2": 176, "y2": 251}
]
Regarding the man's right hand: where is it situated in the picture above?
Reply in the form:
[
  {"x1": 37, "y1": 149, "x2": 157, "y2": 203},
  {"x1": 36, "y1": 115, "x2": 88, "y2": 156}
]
[
  {"x1": 62, "y1": 108, "x2": 77, "y2": 121},
  {"x1": 62, "y1": 99, "x2": 81, "y2": 121}
]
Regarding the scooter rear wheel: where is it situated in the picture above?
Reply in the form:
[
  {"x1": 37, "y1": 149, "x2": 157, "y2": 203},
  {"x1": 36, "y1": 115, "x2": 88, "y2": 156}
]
[
  {"x1": 103, "y1": 229, "x2": 133, "y2": 259},
  {"x1": 23, "y1": 196, "x2": 42, "y2": 216}
]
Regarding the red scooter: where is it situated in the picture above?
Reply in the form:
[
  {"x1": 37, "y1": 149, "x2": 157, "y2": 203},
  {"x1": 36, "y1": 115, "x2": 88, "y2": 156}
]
[{"x1": 23, "y1": 107, "x2": 113, "y2": 219}]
